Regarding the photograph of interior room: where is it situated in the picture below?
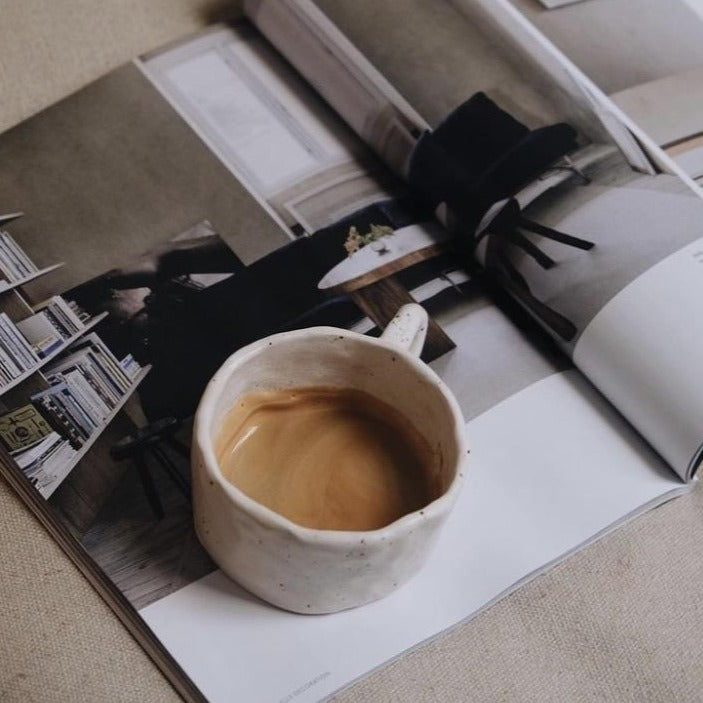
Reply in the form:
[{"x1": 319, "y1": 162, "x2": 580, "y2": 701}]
[{"x1": 508, "y1": 0, "x2": 703, "y2": 185}]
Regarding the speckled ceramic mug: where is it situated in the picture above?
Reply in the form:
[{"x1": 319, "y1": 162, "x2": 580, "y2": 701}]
[{"x1": 191, "y1": 304, "x2": 468, "y2": 614}]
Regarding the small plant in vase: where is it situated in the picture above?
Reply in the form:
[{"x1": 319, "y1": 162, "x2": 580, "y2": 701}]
[{"x1": 343, "y1": 223, "x2": 395, "y2": 256}]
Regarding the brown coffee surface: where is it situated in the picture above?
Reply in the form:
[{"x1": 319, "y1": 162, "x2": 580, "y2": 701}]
[{"x1": 215, "y1": 386, "x2": 438, "y2": 531}]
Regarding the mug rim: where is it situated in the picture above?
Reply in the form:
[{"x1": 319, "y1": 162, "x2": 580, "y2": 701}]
[{"x1": 194, "y1": 325, "x2": 468, "y2": 545}]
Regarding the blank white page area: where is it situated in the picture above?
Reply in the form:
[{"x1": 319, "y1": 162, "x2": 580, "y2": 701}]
[{"x1": 142, "y1": 370, "x2": 683, "y2": 703}]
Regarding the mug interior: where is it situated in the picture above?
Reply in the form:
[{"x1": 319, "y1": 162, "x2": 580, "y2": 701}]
[{"x1": 206, "y1": 328, "x2": 462, "y2": 512}]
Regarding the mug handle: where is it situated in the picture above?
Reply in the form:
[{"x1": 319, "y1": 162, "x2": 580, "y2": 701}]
[{"x1": 379, "y1": 303, "x2": 428, "y2": 358}]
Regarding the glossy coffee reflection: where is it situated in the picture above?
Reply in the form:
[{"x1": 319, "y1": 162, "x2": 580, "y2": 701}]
[{"x1": 215, "y1": 386, "x2": 439, "y2": 531}]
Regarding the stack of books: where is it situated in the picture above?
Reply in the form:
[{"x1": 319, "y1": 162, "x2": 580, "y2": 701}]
[
  {"x1": 120, "y1": 353, "x2": 142, "y2": 380},
  {"x1": 0, "y1": 332, "x2": 143, "y2": 493},
  {"x1": 33, "y1": 332, "x2": 142, "y2": 448},
  {"x1": 0, "y1": 230, "x2": 38, "y2": 284},
  {"x1": 15, "y1": 431, "x2": 78, "y2": 496},
  {"x1": 16, "y1": 296, "x2": 89, "y2": 359},
  {"x1": 0, "y1": 404, "x2": 77, "y2": 497},
  {"x1": 0, "y1": 312, "x2": 39, "y2": 383}
]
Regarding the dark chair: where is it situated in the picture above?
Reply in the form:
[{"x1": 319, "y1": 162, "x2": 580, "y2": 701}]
[
  {"x1": 110, "y1": 198, "x2": 455, "y2": 518},
  {"x1": 406, "y1": 93, "x2": 596, "y2": 341},
  {"x1": 406, "y1": 92, "x2": 582, "y2": 235},
  {"x1": 243, "y1": 195, "x2": 437, "y2": 332},
  {"x1": 475, "y1": 197, "x2": 594, "y2": 271},
  {"x1": 110, "y1": 416, "x2": 191, "y2": 520},
  {"x1": 120, "y1": 196, "x2": 442, "y2": 430}
]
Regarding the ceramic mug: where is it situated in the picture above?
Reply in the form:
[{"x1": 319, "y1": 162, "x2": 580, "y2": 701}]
[{"x1": 191, "y1": 304, "x2": 468, "y2": 614}]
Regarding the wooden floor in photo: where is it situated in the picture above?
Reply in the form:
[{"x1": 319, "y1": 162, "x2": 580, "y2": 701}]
[{"x1": 80, "y1": 447, "x2": 215, "y2": 611}]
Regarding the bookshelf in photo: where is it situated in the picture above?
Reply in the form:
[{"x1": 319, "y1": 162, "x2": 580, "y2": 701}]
[{"x1": 0, "y1": 213, "x2": 150, "y2": 508}]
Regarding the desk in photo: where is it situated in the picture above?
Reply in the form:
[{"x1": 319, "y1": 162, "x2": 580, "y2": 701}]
[{"x1": 318, "y1": 222, "x2": 456, "y2": 361}]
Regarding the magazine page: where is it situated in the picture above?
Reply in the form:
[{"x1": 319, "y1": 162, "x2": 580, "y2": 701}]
[
  {"x1": 495, "y1": 0, "x2": 703, "y2": 480},
  {"x1": 506, "y1": 0, "x2": 703, "y2": 186},
  {"x1": 445, "y1": 0, "x2": 703, "y2": 480},
  {"x1": 497, "y1": 0, "x2": 703, "y2": 480},
  {"x1": 267, "y1": 0, "x2": 703, "y2": 481},
  {"x1": 0, "y1": 17, "x2": 689, "y2": 703}
]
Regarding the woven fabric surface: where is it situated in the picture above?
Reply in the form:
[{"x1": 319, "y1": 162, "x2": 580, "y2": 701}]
[{"x1": 2, "y1": 2, "x2": 703, "y2": 702}]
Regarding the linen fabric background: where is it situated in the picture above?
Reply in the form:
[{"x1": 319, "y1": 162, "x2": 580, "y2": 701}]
[{"x1": 1, "y1": 1, "x2": 703, "y2": 701}]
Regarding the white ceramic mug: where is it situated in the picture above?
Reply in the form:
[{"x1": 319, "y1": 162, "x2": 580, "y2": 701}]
[{"x1": 191, "y1": 304, "x2": 468, "y2": 614}]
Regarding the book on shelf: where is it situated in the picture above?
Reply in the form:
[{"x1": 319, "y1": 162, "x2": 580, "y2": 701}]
[
  {"x1": 14, "y1": 431, "x2": 77, "y2": 496},
  {"x1": 16, "y1": 312, "x2": 64, "y2": 358},
  {"x1": 15, "y1": 297, "x2": 92, "y2": 360},
  {"x1": 0, "y1": 312, "x2": 38, "y2": 381},
  {"x1": 62, "y1": 332, "x2": 134, "y2": 395},
  {"x1": 0, "y1": 403, "x2": 54, "y2": 453},
  {"x1": 0, "y1": 388, "x2": 81, "y2": 493},
  {"x1": 32, "y1": 295, "x2": 87, "y2": 339},
  {"x1": 0, "y1": 229, "x2": 38, "y2": 283},
  {"x1": 32, "y1": 392, "x2": 86, "y2": 450},
  {"x1": 0, "y1": 296, "x2": 94, "y2": 385},
  {"x1": 119, "y1": 353, "x2": 141, "y2": 380},
  {"x1": 0, "y1": 330, "x2": 148, "y2": 486},
  {"x1": 38, "y1": 335, "x2": 144, "y2": 437},
  {"x1": 1, "y1": 1, "x2": 703, "y2": 701},
  {"x1": 32, "y1": 383, "x2": 97, "y2": 441},
  {"x1": 0, "y1": 225, "x2": 145, "y2": 490}
]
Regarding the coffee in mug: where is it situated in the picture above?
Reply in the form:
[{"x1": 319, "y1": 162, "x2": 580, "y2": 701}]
[
  {"x1": 215, "y1": 386, "x2": 439, "y2": 531},
  {"x1": 192, "y1": 304, "x2": 468, "y2": 613}
]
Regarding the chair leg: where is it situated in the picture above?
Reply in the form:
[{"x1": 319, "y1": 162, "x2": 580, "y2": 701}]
[
  {"x1": 150, "y1": 445, "x2": 191, "y2": 500},
  {"x1": 481, "y1": 199, "x2": 554, "y2": 269},
  {"x1": 439, "y1": 268, "x2": 467, "y2": 295},
  {"x1": 501, "y1": 228, "x2": 556, "y2": 269},
  {"x1": 134, "y1": 452, "x2": 165, "y2": 520},
  {"x1": 166, "y1": 436, "x2": 190, "y2": 460},
  {"x1": 497, "y1": 251, "x2": 530, "y2": 290},
  {"x1": 518, "y1": 217, "x2": 595, "y2": 251},
  {"x1": 496, "y1": 253, "x2": 577, "y2": 342}
]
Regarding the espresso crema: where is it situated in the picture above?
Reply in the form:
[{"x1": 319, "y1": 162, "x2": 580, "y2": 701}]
[{"x1": 215, "y1": 386, "x2": 438, "y2": 531}]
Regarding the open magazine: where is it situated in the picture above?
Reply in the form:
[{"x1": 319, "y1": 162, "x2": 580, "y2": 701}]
[{"x1": 1, "y1": 0, "x2": 702, "y2": 700}]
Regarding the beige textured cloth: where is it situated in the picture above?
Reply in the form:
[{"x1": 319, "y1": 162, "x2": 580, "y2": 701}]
[{"x1": 2, "y1": 3, "x2": 703, "y2": 701}]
